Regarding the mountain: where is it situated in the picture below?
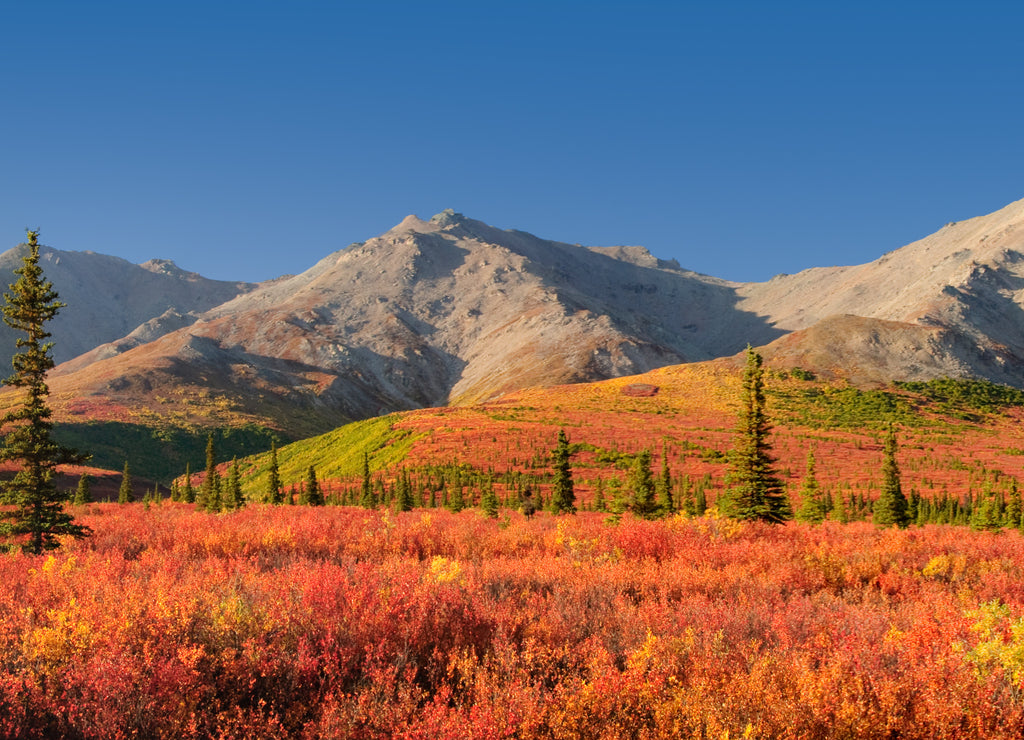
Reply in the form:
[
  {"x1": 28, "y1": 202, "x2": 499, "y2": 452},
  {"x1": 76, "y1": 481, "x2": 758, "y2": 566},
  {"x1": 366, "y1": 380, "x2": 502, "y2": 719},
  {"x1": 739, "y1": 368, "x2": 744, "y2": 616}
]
[
  {"x1": 0, "y1": 245, "x2": 256, "y2": 364},
  {"x1": 7, "y1": 198, "x2": 1024, "y2": 439},
  {"x1": 738, "y1": 197, "x2": 1024, "y2": 385},
  {"x1": 38, "y1": 210, "x2": 782, "y2": 433}
]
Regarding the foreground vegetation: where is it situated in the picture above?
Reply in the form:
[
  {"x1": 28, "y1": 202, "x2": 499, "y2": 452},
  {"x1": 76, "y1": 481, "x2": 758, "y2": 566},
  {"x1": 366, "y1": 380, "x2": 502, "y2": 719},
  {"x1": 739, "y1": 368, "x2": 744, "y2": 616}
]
[{"x1": 2, "y1": 504, "x2": 1024, "y2": 738}]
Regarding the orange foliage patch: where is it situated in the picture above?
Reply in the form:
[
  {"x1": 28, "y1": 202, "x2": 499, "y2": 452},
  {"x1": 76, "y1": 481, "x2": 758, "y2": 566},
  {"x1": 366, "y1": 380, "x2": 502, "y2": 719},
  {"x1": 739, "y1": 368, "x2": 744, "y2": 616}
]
[{"x1": 1, "y1": 504, "x2": 1023, "y2": 737}]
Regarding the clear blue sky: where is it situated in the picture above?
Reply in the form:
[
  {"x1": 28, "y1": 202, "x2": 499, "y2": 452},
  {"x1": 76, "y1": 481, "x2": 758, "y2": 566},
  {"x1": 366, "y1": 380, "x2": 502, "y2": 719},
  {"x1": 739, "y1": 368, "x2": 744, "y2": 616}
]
[{"x1": 3, "y1": 1, "x2": 1023, "y2": 283}]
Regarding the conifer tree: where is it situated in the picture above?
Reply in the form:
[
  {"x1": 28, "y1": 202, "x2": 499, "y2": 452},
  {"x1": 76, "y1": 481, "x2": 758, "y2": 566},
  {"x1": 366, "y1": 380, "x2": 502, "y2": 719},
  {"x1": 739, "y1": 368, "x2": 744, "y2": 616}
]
[
  {"x1": 795, "y1": 448, "x2": 827, "y2": 524},
  {"x1": 480, "y1": 474, "x2": 498, "y2": 518},
  {"x1": 73, "y1": 473, "x2": 92, "y2": 505},
  {"x1": 1005, "y1": 480, "x2": 1022, "y2": 529},
  {"x1": 182, "y1": 463, "x2": 196, "y2": 503},
  {"x1": 720, "y1": 347, "x2": 791, "y2": 523},
  {"x1": 833, "y1": 492, "x2": 850, "y2": 524},
  {"x1": 657, "y1": 441, "x2": 674, "y2": 514},
  {"x1": 225, "y1": 458, "x2": 244, "y2": 509},
  {"x1": 395, "y1": 471, "x2": 414, "y2": 513},
  {"x1": 303, "y1": 465, "x2": 324, "y2": 506},
  {"x1": 0, "y1": 230, "x2": 90, "y2": 552},
  {"x1": 873, "y1": 427, "x2": 910, "y2": 528},
  {"x1": 607, "y1": 477, "x2": 627, "y2": 520},
  {"x1": 200, "y1": 434, "x2": 221, "y2": 512},
  {"x1": 907, "y1": 488, "x2": 921, "y2": 524},
  {"x1": 628, "y1": 449, "x2": 660, "y2": 519},
  {"x1": 360, "y1": 452, "x2": 376, "y2": 509},
  {"x1": 118, "y1": 461, "x2": 133, "y2": 504},
  {"x1": 549, "y1": 429, "x2": 576, "y2": 514},
  {"x1": 678, "y1": 474, "x2": 696, "y2": 516},
  {"x1": 694, "y1": 484, "x2": 707, "y2": 517},
  {"x1": 592, "y1": 478, "x2": 607, "y2": 513},
  {"x1": 520, "y1": 486, "x2": 537, "y2": 517},
  {"x1": 916, "y1": 497, "x2": 930, "y2": 527},
  {"x1": 266, "y1": 442, "x2": 284, "y2": 504},
  {"x1": 970, "y1": 483, "x2": 1002, "y2": 532},
  {"x1": 448, "y1": 480, "x2": 465, "y2": 512}
]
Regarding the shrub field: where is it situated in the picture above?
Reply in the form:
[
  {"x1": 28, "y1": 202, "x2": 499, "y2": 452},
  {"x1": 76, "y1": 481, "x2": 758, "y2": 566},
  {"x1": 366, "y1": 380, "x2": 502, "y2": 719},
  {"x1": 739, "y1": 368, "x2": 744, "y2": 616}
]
[{"x1": 2, "y1": 504, "x2": 1024, "y2": 738}]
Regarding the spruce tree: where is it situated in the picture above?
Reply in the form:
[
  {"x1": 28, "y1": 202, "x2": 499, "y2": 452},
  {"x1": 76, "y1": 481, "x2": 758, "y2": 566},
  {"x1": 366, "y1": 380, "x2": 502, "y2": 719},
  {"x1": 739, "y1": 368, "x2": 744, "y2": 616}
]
[
  {"x1": 795, "y1": 448, "x2": 827, "y2": 524},
  {"x1": 833, "y1": 493, "x2": 850, "y2": 524},
  {"x1": 628, "y1": 449, "x2": 660, "y2": 519},
  {"x1": 480, "y1": 474, "x2": 498, "y2": 518},
  {"x1": 520, "y1": 486, "x2": 537, "y2": 517},
  {"x1": 200, "y1": 434, "x2": 221, "y2": 512},
  {"x1": 873, "y1": 427, "x2": 910, "y2": 528},
  {"x1": 694, "y1": 485, "x2": 707, "y2": 517},
  {"x1": 0, "y1": 231, "x2": 90, "y2": 552},
  {"x1": 970, "y1": 483, "x2": 1002, "y2": 532},
  {"x1": 1005, "y1": 480, "x2": 1022, "y2": 529},
  {"x1": 719, "y1": 347, "x2": 791, "y2": 523},
  {"x1": 73, "y1": 473, "x2": 92, "y2": 505},
  {"x1": 678, "y1": 475, "x2": 696, "y2": 516},
  {"x1": 303, "y1": 465, "x2": 324, "y2": 506},
  {"x1": 182, "y1": 463, "x2": 196, "y2": 503},
  {"x1": 266, "y1": 442, "x2": 284, "y2": 504},
  {"x1": 118, "y1": 461, "x2": 133, "y2": 504},
  {"x1": 395, "y1": 471, "x2": 415, "y2": 513},
  {"x1": 359, "y1": 452, "x2": 376, "y2": 509},
  {"x1": 447, "y1": 480, "x2": 465, "y2": 513},
  {"x1": 916, "y1": 496, "x2": 930, "y2": 527},
  {"x1": 225, "y1": 458, "x2": 244, "y2": 509},
  {"x1": 592, "y1": 478, "x2": 607, "y2": 513},
  {"x1": 549, "y1": 429, "x2": 576, "y2": 514},
  {"x1": 657, "y1": 441, "x2": 674, "y2": 514}
]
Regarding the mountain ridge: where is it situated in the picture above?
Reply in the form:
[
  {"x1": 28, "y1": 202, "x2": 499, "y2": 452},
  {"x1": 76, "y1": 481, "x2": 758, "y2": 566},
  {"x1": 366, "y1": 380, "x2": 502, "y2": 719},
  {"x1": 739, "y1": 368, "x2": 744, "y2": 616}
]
[{"x1": 4, "y1": 197, "x2": 1024, "y2": 434}]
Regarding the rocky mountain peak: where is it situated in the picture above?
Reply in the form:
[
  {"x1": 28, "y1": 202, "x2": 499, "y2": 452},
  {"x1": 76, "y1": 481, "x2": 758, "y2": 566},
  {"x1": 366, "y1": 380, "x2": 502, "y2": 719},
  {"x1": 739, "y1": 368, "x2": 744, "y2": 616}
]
[{"x1": 429, "y1": 209, "x2": 467, "y2": 227}]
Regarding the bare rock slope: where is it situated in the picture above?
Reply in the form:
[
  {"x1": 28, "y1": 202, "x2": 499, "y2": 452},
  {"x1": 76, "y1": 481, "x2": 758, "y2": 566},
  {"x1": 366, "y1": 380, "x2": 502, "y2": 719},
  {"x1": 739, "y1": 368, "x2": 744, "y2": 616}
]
[
  {"x1": 740, "y1": 197, "x2": 1024, "y2": 385},
  {"x1": 0, "y1": 246, "x2": 255, "y2": 364},
  {"x1": 41, "y1": 211, "x2": 781, "y2": 431},
  {"x1": 15, "y1": 197, "x2": 1024, "y2": 433}
]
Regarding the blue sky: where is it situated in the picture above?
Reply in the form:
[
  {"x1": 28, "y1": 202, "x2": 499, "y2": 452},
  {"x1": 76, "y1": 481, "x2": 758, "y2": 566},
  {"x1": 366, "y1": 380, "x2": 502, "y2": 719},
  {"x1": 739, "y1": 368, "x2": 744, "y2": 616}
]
[{"x1": 3, "y1": 1, "x2": 1023, "y2": 283}]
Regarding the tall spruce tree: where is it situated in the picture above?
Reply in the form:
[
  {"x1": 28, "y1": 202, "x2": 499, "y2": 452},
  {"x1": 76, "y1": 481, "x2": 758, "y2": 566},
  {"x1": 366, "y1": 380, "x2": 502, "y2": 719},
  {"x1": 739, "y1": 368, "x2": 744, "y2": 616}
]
[
  {"x1": 73, "y1": 473, "x2": 92, "y2": 505},
  {"x1": 720, "y1": 347, "x2": 792, "y2": 523},
  {"x1": 628, "y1": 449, "x2": 660, "y2": 519},
  {"x1": 873, "y1": 426, "x2": 910, "y2": 528},
  {"x1": 266, "y1": 442, "x2": 284, "y2": 504},
  {"x1": 657, "y1": 441, "x2": 674, "y2": 514},
  {"x1": 592, "y1": 478, "x2": 607, "y2": 513},
  {"x1": 118, "y1": 461, "x2": 133, "y2": 504},
  {"x1": 225, "y1": 458, "x2": 244, "y2": 509},
  {"x1": 359, "y1": 452, "x2": 376, "y2": 508},
  {"x1": 549, "y1": 429, "x2": 576, "y2": 514},
  {"x1": 0, "y1": 231, "x2": 90, "y2": 552},
  {"x1": 795, "y1": 448, "x2": 827, "y2": 524},
  {"x1": 395, "y1": 470, "x2": 415, "y2": 513},
  {"x1": 182, "y1": 463, "x2": 196, "y2": 503},
  {"x1": 1005, "y1": 480, "x2": 1022, "y2": 530},
  {"x1": 480, "y1": 473, "x2": 498, "y2": 518},
  {"x1": 200, "y1": 434, "x2": 222, "y2": 512},
  {"x1": 302, "y1": 465, "x2": 324, "y2": 506}
]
